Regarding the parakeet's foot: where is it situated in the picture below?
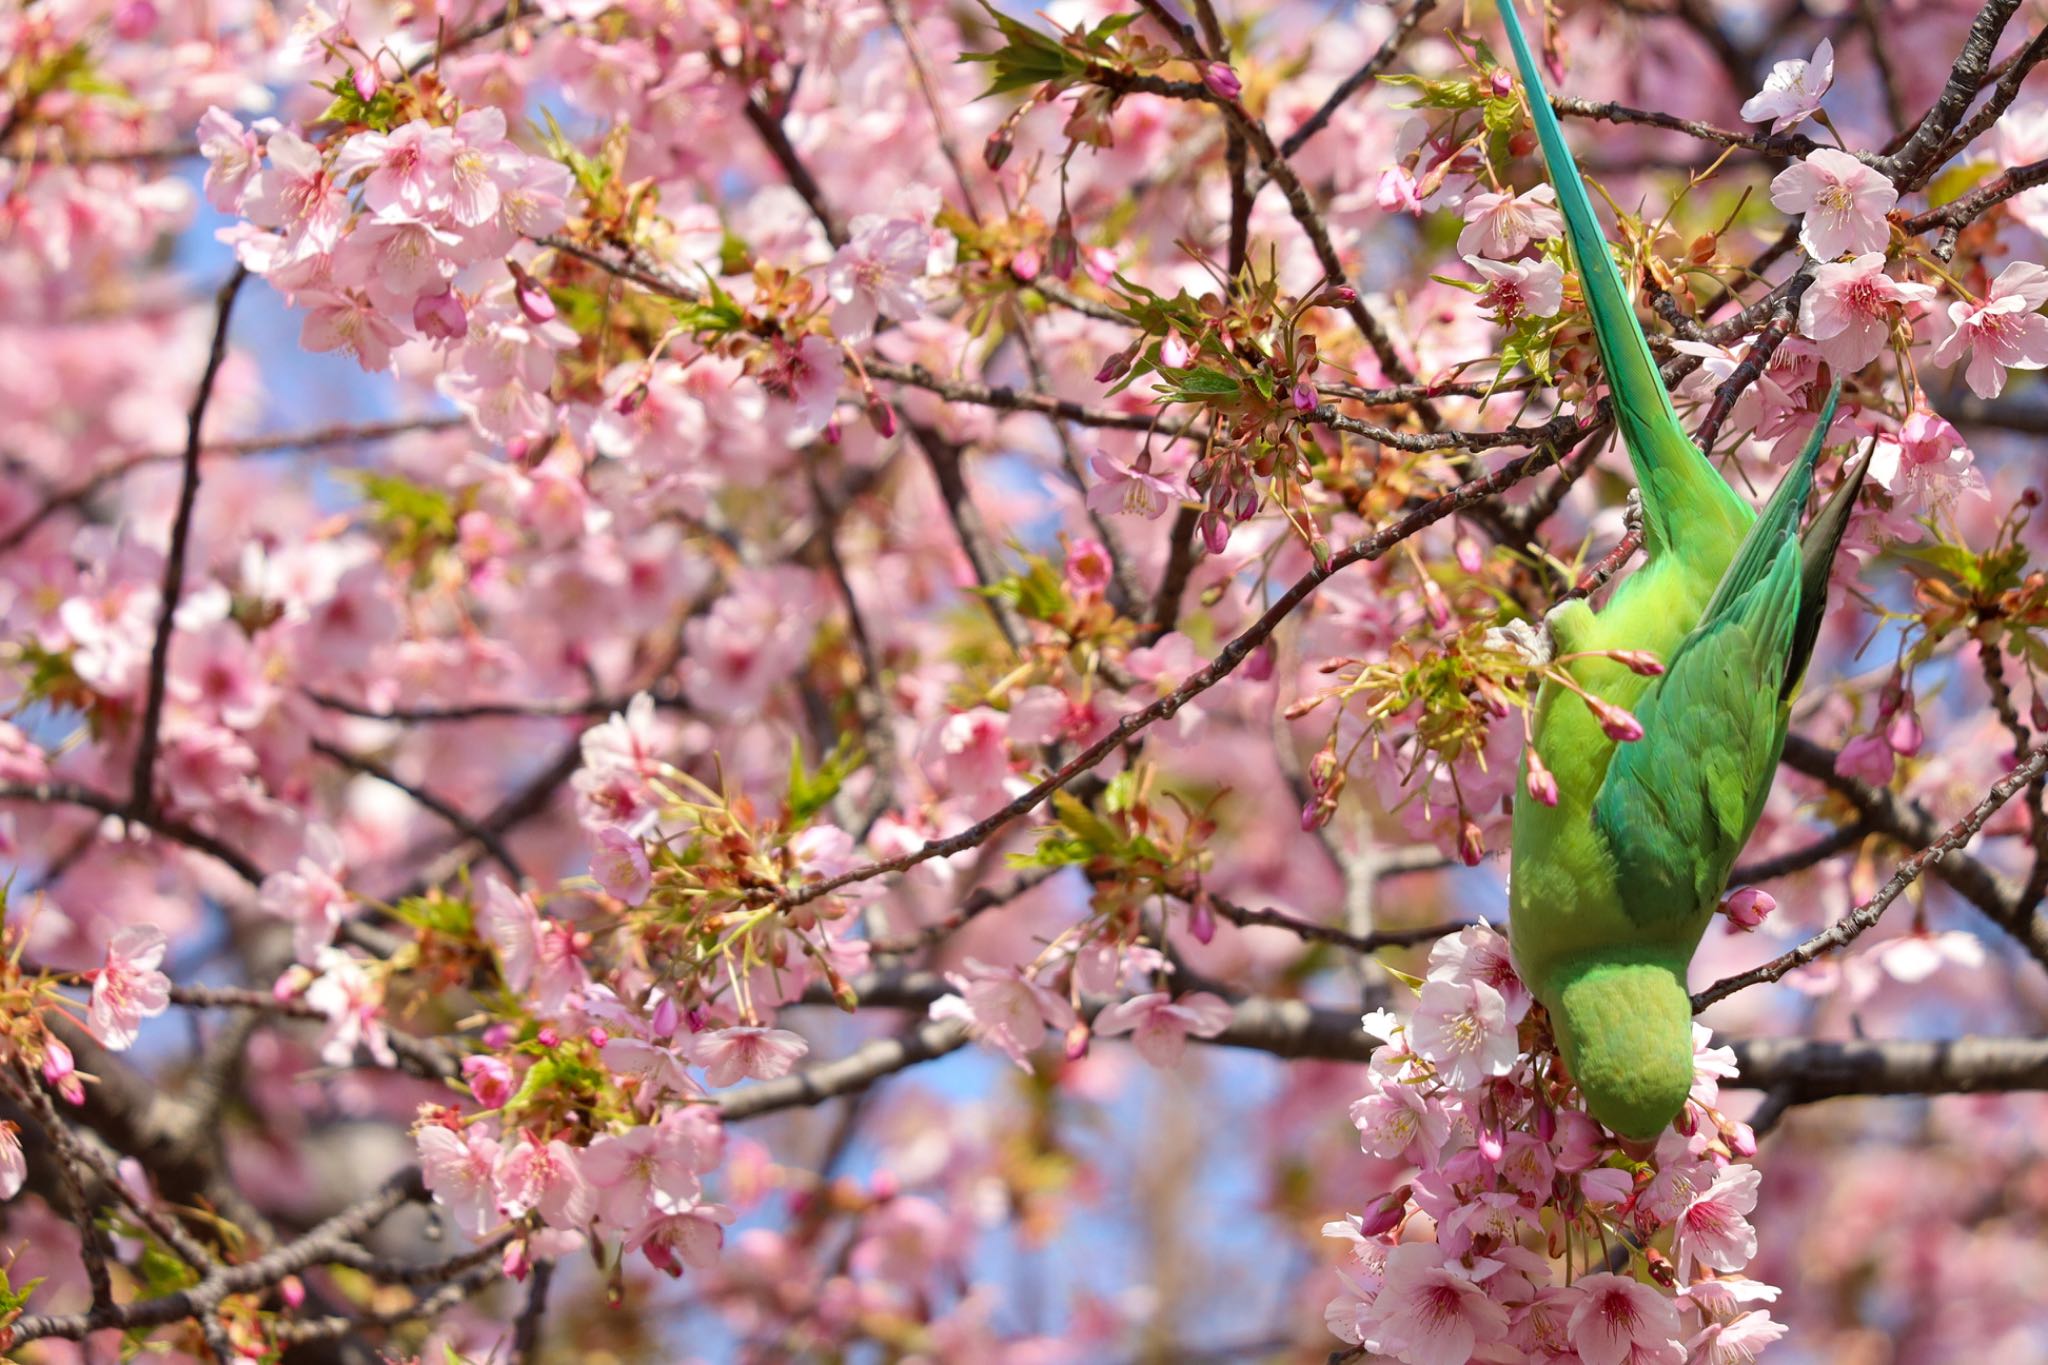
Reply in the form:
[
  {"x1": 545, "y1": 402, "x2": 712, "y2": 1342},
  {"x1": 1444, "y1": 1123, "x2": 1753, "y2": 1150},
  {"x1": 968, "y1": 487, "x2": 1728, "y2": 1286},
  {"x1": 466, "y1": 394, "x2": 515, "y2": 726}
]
[{"x1": 1484, "y1": 616, "x2": 1554, "y2": 669}]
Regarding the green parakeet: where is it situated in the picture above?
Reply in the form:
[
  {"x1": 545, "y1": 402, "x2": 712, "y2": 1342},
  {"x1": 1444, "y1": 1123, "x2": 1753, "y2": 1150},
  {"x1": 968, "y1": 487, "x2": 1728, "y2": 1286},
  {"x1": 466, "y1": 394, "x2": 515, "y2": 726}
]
[{"x1": 1496, "y1": 0, "x2": 1867, "y2": 1139}]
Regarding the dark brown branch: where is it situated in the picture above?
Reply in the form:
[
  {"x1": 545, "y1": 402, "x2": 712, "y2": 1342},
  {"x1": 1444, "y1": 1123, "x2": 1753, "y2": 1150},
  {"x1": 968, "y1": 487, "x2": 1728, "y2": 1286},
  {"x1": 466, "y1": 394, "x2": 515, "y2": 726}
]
[
  {"x1": 1694, "y1": 747, "x2": 2048, "y2": 1009},
  {"x1": 129, "y1": 266, "x2": 248, "y2": 820}
]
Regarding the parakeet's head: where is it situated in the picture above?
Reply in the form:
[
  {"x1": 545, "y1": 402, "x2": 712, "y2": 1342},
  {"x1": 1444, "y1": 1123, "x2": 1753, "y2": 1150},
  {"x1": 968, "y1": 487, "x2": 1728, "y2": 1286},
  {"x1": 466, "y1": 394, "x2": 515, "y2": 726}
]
[{"x1": 1550, "y1": 958, "x2": 1696, "y2": 1142}]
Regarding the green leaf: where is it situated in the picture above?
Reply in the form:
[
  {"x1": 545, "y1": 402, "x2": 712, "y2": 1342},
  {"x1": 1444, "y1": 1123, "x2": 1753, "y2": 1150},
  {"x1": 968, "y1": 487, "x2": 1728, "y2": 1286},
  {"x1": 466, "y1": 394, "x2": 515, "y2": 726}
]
[
  {"x1": 392, "y1": 894, "x2": 473, "y2": 938},
  {"x1": 1927, "y1": 159, "x2": 1996, "y2": 210},
  {"x1": 788, "y1": 734, "x2": 864, "y2": 823},
  {"x1": 961, "y1": 3, "x2": 1090, "y2": 98},
  {"x1": 1378, "y1": 73, "x2": 1485, "y2": 110},
  {"x1": 1482, "y1": 95, "x2": 1521, "y2": 136}
]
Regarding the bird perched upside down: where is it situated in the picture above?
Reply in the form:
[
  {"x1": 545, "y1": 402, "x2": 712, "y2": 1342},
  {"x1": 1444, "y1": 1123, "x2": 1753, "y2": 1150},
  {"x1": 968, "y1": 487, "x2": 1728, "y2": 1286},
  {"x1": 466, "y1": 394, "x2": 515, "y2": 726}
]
[{"x1": 1497, "y1": 0, "x2": 1867, "y2": 1140}]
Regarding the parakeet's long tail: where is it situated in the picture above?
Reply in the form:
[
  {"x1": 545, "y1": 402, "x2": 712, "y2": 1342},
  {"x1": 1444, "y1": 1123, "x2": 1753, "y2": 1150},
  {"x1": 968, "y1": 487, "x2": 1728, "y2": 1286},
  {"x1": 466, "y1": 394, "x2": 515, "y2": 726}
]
[{"x1": 1496, "y1": 0, "x2": 1751, "y2": 559}]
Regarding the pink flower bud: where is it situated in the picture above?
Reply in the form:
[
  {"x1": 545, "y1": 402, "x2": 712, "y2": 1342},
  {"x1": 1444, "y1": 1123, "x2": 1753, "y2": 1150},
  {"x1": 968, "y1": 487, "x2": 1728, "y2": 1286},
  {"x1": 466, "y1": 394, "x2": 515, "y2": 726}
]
[
  {"x1": 351, "y1": 61, "x2": 382, "y2": 102},
  {"x1": 503, "y1": 1239, "x2": 531, "y2": 1282},
  {"x1": 1291, "y1": 382, "x2": 1318, "y2": 412},
  {"x1": 1202, "y1": 62, "x2": 1243, "y2": 101},
  {"x1": 1720, "y1": 885, "x2": 1776, "y2": 931},
  {"x1": 1421, "y1": 577, "x2": 1451, "y2": 630},
  {"x1": 1095, "y1": 348, "x2": 1133, "y2": 384},
  {"x1": 1489, "y1": 68, "x2": 1514, "y2": 97},
  {"x1": 866, "y1": 393, "x2": 897, "y2": 438},
  {"x1": 280, "y1": 1275, "x2": 306, "y2": 1310},
  {"x1": 462, "y1": 1055, "x2": 515, "y2": 1108},
  {"x1": 684, "y1": 1006, "x2": 708, "y2": 1033},
  {"x1": 1457, "y1": 819, "x2": 1485, "y2": 867},
  {"x1": 1589, "y1": 698, "x2": 1644, "y2": 743},
  {"x1": 1886, "y1": 701, "x2": 1923, "y2": 756},
  {"x1": 1534, "y1": 1102, "x2": 1556, "y2": 1144},
  {"x1": 113, "y1": 0, "x2": 157, "y2": 38},
  {"x1": 1725, "y1": 1119, "x2": 1758, "y2": 1158},
  {"x1": 1609, "y1": 650, "x2": 1665, "y2": 676},
  {"x1": 1047, "y1": 217, "x2": 1079, "y2": 281},
  {"x1": 871, "y1": 1170, "x2": 900, "y2": 1201},
  {"x1": 536, "y1": 1026, "x2": 561, "y2": 1049},
  {"x1": 1199, "y1": 509, "x2": 1232, "y2": 554},
  {"x1": 1525, "y1": 750, "x2": 1560, "y2": 807},
  {"x1": 1835, "y1": 730, "x2": 1896, "y2": 785},
  {"x1": 1010, "y1": 247, "x2": 1042, "y2": 282},
  {"x1": 481, "y1": 1022, "x2": 515, "y2": 1049},
  {"x1": 1159, "y1": 333, "x2": 1192, "y2": 369},
  {"x1": 650, "y1": 994, "x2": 680, "y2": 1038},
  {"x1": 1243, "y1": 642, "x2": 1276, "y2": 682},
  {"x1": 1318, "y1": 284, "x2": 1361, "y2": 307},
  {"x1": 1357, "y1": 1185, "x2": 1410, "y2": 1237},
  {"x1": 587, "y1": 1027, "x2": 611, "y2": 1049},
  {"x1": 1188, "y1": 894, "x2": 1216, "y2": 944},
  {"x1": 1454, "y1": 533, "x2": 1483, "y2": 575},
  {"x1": 1064, "y1": 1021, "x2": 1091, "y2": 1060},
  {"x1": 413, "y1": 287, "x2": 468, "y2": 342},
  {"x1": 507, "y1": 262, "x2": 555, "y2": 324}
]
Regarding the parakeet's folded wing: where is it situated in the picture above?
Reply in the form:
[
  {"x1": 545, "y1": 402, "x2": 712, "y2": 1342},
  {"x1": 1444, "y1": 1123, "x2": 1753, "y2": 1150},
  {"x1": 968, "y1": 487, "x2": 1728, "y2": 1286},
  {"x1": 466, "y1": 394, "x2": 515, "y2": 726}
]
[{"x1": 1591, "y1": 543, "x2": 1803, "y2": 925}]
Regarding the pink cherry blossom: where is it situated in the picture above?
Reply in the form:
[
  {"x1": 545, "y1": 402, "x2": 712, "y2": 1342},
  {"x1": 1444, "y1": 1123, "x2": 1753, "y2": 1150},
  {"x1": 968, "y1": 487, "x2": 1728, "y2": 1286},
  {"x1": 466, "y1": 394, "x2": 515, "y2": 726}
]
[
  {"x1": 1770, "y1": 149, "x2": 1897, "y2": 260},
  {"x1": 1568, "y1": 1272, "x2": 1684, "y2": 1365},
  {"x1": 330, "y1": 120, "x2": 456, "y2": 217},
  {"x1": 826, "y1": 214, "x2": 931, "y2": 340},
  {"x1": 1456, "y1": 184, "x2": 1563, "y2": 259},
  {"x1": 1364, "y1": 1242, "x2": 1509, "y2": 1365},
  {"x1": 495, "y1": 1136, "x2": 595, "y2": 1231},
  {"x1": 1469, "y1": 255, "x2": 1564, "y2": 323},
  {"x1": 1796, "y1": 252, "x2": 1934, "y2": 371},
  {"x1": 1092, "y1": 991, "x2": 1233, "y2": 1067},
  {"x1": 1086, "y1": 450, "x2": 1181, "y2": 519},
  {"x1": 929, "y1": 959, "x2": 1077, "y2": 1070},
  {"x1": 1929, "y1": 261, "x2": 2048, "y2": 398},
  {"x1": 592, "y1": 826, "x2": 653, "y2": 904},
  {"x1": 260, "y1": 824, "x2": 352, "y2": 964},
  {"x1": 197, "y1": 106, "x2": 261, "y2": 212},
  {"x1": 88, "y1": 925, "x2": 172, "y2": 1051},
  {"x1": 417, "y1": 1123, "x2": 504, "y2": 1237},
  {"x1": 1741, "y1": 38, "x2": 1835, "y2": 132},
  {"x1": 687, "y1": 1026, "x2": 811, "y2": 1087},
  {"x1": 302, "y1": 949, "x2": 396, "y2": 1068},
  {"x1": 1675, "y1": 1163, "x2": 1762, "y2": 1279},
  {"x1": 1425, "y1": 924, "x2": 1530, "y2": 1022},
  {"x1": 626, "y1": 1201, "x2": 736, "y2": 1277},
  {"x1": 1408, "y1": 977, "x2": 1518, "y2": 1091},
  {"x1": 582, "y1": 1116, "x2": 708, "y2": 1229}
]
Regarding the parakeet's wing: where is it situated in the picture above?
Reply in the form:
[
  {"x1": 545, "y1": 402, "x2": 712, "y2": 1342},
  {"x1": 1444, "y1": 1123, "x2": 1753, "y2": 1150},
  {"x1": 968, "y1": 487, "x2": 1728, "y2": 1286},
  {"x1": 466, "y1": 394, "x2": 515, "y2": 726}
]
[{"x1": 1591, "y1": 541, "x2": 1803, "y2": 925}]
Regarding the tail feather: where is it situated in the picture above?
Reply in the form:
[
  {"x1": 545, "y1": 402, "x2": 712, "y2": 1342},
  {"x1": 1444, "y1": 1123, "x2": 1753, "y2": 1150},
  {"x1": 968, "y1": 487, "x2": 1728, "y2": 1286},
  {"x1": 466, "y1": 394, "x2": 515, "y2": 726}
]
[{"x1": 1496, "y1": 0, "x2": 1750, "y2": 559}]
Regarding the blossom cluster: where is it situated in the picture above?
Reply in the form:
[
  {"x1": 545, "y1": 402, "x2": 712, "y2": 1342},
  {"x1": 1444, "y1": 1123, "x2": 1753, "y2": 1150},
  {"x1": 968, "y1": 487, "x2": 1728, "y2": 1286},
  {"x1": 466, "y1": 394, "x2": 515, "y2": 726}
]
[{"x1": 1325, "y1": 929, "x2": 1781, "y2": 1365}]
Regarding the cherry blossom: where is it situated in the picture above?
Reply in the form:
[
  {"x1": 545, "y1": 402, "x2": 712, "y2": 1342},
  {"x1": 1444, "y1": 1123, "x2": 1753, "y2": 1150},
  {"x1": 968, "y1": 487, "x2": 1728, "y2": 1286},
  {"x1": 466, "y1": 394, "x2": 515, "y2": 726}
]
[
  {"x1": 1929, "y1": 261, "x2": 2048, "y2": 399},
  {"x1": 417, "y1": 1123, "x2": 505, "y2": 1238},
  {"x1": 1569, "y1": 1273, "x2": 1685, "y2": 1365},
  {"x1": 1796, "y1": 252, "x2": 1934, "y2": 370},
  {"x1": 1675, "y1": 1164, "x2": 1763, "y2": 1280},
  {"x1": 1740, "y1": 38, "x2": 1835, "y2": 133},
  {"x1": 686, "y1": 1026, "x2": 811, "y2": 1087},
  {"x1": 1092, "y1": 991, "x2": 1233, "y2": 1067},
  {"x1": 1469, "y1": 255, "x2": 1563, "y2": 323},
  {"x1": 1770, "y1": 149, "x2": 1897, "y2": 260},
  {"x1": 1456, "y1": 184, "x2": 1563, "y2": 259},
  {"x1": 1087, "y1": 450, "x2": 1183, "y2": 519},
  {"x1": 87, "y1": 925, "x2": 172, "y2": 1051}
]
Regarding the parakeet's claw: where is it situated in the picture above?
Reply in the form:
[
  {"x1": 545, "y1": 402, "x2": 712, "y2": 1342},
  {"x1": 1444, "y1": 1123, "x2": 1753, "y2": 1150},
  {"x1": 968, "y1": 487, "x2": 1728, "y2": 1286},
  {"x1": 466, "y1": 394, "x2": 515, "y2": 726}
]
[
  {"x1": 1624, "y1": 488, "x2": 1643, "y2": 535},
  {"x1": 1484, "y1": 616, "x2": 1555, "y2": 670}
]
